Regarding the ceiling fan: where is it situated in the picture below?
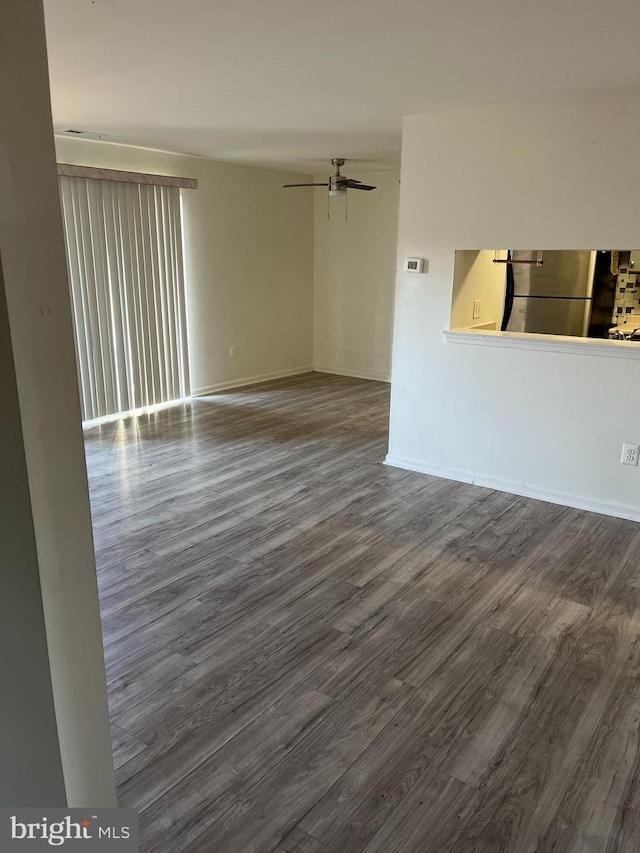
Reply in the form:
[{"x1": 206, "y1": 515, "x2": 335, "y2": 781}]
[{"x1": 283, "y1": 158, "x2": 377, "y2": 196}]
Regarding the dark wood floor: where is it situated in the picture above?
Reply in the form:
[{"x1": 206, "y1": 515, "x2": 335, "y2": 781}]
[{"x1": 85, "y1": 371, "x2": 640, "y2": 853}]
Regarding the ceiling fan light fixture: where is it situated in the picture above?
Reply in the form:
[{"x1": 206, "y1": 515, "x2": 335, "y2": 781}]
[{"x1": 282, "y1": 157, "x2": 377, "y2": 205}]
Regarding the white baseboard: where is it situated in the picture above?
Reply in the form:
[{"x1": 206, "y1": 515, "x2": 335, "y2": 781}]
[
  {"x1": 384, "y1": 456, "x2": 475, "y2": 485},
  {"x1": 192, "y1": 366, "x2": 313, "y2": 396},
  {"x1": 384, "y1": 453, "x2": 640, "y2": 523},
  {"x1": 313, "y1": 364, "x2": 391, "y2": 383}
]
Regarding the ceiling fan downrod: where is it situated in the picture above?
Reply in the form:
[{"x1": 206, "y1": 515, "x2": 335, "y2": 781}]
[{"x1": 329, "y1": 158, "x2": 347, "y2": 197}]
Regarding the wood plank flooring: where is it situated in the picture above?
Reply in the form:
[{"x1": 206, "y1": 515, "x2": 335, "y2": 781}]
[{"x1": 84, "y1": 371, "x2": 640, "y2": 853}]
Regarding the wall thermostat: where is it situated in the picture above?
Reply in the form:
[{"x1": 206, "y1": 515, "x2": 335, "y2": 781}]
[{"x1": 404, "y1": 257, "x2": 424, "y2": 273}]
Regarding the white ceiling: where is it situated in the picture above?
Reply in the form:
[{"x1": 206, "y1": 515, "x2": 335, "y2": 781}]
[{"x1": 44, "y1": 0, "x2": 640, "y2": 174}]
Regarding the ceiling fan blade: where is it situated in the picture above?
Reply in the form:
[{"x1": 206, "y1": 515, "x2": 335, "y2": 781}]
[
  {"x1": 282, "y1": 183, "x2": 329, "y2": 188},
  {"x1": 343, "y1": 180, "x2": 377, "y2": 191}
]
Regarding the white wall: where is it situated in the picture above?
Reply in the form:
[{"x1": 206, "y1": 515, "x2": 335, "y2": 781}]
[
  {"x1": 1, "y1": 243, "x2": 67, "y2": 805},
  {"x1": 313, "y1": 170, "x2": 399, "y2": 381},
  {"x1": 388, "y1": 93, "x2": 640, "y2": 520},
  {"x1": 55, "y1": 137, "x2": 314, "y2": 394},
  {"x1": 1, "y1": 0, "x2": 115, "y2": 805},
  {"x1": 450, "y1": 250, "x2": 506, "y2": 330}
]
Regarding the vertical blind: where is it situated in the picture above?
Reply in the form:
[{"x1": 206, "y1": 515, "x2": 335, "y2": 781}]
[{"x1": 59, "y1": 176, "x2": 190, "y2": 421}]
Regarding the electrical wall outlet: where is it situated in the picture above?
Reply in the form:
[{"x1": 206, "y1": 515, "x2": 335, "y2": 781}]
[
  {"x1": 621, "y1": 443, "x2": 639, "y2": 466},
  {"x1": 473, "y1": 299, "x2": 482, "y2": 320},
  {"x1": 229, "y1": 345, "x2": 236, "y2": 358}
]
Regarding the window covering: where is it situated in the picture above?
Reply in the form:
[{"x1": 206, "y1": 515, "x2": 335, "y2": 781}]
[{"x1": 59, "y1": 176, "x2": 190, "y2": 421}]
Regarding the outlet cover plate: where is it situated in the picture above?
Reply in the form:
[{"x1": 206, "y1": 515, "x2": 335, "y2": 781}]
[{"x1": 621, "y1": 443, "x2": 639, "y2": 466}]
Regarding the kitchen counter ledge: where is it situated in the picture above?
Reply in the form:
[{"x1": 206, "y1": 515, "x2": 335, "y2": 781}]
[{"x1": 444, "y1": 328, "x2": 640, "y2": 359}]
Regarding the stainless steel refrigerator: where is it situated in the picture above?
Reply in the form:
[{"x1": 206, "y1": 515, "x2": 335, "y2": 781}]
[{"x1": 502, "y1": 250, "x2": 595, "y2": 336}]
